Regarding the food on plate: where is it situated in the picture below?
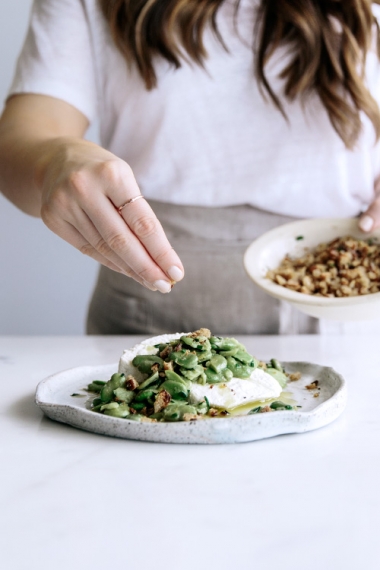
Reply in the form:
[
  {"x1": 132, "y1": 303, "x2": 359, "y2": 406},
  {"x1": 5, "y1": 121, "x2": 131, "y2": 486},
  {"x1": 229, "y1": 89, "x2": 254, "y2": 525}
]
[
  {"x1": 267, "y1": 236, "x2": 380, "y2": 297},
  {"x1": 85, "y1": 329, "x2": 297, "y2": 422}
]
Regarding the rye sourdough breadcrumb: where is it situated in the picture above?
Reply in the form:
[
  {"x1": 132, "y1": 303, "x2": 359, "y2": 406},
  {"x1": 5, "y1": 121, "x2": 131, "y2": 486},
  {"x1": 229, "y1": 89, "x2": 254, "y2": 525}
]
[{"x1": 267, "y1": 236, "x2": 380, "y2": 297}]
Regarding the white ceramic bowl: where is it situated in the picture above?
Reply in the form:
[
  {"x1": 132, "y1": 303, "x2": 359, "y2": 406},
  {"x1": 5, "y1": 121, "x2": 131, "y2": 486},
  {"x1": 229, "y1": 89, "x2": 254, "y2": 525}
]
[{"x1": 244, "y1": 218, "x2": 380, "y2": 321}]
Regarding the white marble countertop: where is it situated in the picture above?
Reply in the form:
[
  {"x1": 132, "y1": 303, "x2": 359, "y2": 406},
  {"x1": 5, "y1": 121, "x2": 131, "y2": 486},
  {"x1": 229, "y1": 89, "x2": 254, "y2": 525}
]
[{"x1": 1, "y1": 334, "x2": 379, "y2": 570}]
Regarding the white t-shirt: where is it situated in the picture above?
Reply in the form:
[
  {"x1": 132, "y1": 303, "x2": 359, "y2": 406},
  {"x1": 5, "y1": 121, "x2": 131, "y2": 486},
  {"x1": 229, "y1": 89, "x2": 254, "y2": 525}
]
[{"x1": 8, "y1": 0, "x2": 380, "y2": 217}]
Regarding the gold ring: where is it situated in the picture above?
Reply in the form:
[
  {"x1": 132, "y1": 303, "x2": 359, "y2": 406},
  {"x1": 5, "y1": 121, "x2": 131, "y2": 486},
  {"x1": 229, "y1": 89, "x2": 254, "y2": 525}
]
[{"x1": 117, "y1": 195, "x2": 145, "y2": 214}]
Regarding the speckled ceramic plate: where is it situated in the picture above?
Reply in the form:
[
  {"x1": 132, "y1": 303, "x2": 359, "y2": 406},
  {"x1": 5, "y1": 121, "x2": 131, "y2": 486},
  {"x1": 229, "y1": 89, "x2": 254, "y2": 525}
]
[{"x1": 35, "y1": 361, "x2": 347, "y2": 444}]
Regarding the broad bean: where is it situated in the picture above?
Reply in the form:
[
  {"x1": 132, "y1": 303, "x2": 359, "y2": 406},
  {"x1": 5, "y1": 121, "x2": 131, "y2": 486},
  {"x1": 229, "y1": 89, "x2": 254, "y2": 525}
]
[
  {"x1": 234, "y1": 351, "x2": 257, "y2": 367},
  {"x1": 113, "y1": 387, "x2": 135, "y2": 403},
  {"x1": 134, "y1": 389, "x2": 157, "y2": 404},
  {"x1": 103, "y1": 403, "x2": 130, "y2": 418},
  {"x1": 162, "y1": 403, "x2": 182, "y2": 421},
  {"x1": 100, "y1": 402, "x2": 119, "y2": 411},
  {"x1": 195, "y1": 350, "x2": 213, "y2": 363},
  {"x1": 160, "y1": 379, "x2": 189, "y2": 400},
  {"x1": 270, "y1": 358, "x2": 283, "y2": 372},
  {"x1": 265, "y1": 368, "x2": 287, "y2": 388},
  {"x1": 270, "y1": 401, "x2": 293, "y2": 410},
  {"x1": 197, "y1": 399, "x2": 209, "y2": 414},
  {"x1": 180, "y1": 366, "x2": 207, "y2": 385},
  {"x1": 208, "y1": 354, "x2": 227, "y2": 373},
  {"x1": 249, "y1": 406, "x2": 262, "y2": 414},
  {"x1": 100, "y1": 373, "x2": 125, "y2": 403},
  {"x1": 132, "y1": 355, "x2": 164, "y2": 374},
  {"x1": 181, "y1": 336, "x2": 201, "y2": 349},
  {"x1": 170, "y1": 350, "x2": 198, "y2": 369},
  {"x1": 126, "y1": 414, "x2": 144, "y2": 421},
  {"x1": 164, "y1": 369, "x2": 187, "y2": 384},
  {"x1": 219, "y1": 347, "x2": 240, "y2": 357},
  {"x1": 91, "y1": 397, "x2": 103, "y2": 412},
  {"x1": 210, "y1": 336, "x2": 242, "y2": 351},
  {"x1": 222, "y1": 368, "x2": 233, "y2": 381},
  {"x1": 137, "y1": 371, "x2": 159, "y2": 391},
  {"x1": 87, "y1": 380, "x2": 106, "y2": 392},
  {"x1": 205, "y1": 368, "x2": 224, "y2": 384},
  {"x1": 226, "y1": 357, "x2": 251, "y2": 379},
  {"x1": 163, "y1": 403, "x2": 197, "y2": 421},
  {"x1": 130, "y1": 402, "x2": 146, "y2": 411}
]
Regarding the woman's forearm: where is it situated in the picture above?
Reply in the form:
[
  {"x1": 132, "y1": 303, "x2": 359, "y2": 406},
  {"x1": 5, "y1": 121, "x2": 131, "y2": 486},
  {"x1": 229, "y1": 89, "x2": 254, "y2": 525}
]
[
  {"x1": 0, "y1": 94, "x2": 89, "y2": 216},
  {"x1": 0, "y1": 132, "x2": 55, "y2": 216}
]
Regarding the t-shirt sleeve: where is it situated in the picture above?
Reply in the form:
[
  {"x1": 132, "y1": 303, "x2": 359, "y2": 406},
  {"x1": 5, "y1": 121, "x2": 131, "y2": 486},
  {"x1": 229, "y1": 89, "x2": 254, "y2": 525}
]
[{"x1": 8, "y1": 0, "x2": 98, "y2": 122}]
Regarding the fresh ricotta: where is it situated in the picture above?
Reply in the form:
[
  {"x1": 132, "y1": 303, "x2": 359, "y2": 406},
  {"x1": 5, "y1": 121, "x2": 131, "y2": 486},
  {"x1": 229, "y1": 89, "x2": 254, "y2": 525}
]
[
  {"x1": 188, "y1": 368, "x2": 282, "y2": 409},
  {"x1": 118, "y1": 333, "x2": 186, "y2": 382}
]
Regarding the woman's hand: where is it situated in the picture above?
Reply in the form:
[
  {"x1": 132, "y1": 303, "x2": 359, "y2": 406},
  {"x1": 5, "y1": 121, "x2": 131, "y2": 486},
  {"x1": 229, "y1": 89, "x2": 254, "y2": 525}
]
[
  {"x1": 39, "y1": 138, "x2": 184, "y2": 292},
  {"x1": 359, "y1": 178, "x2": 380, "y2": 233},
  {"x1": 0, "y1": 94, "x2": 184, "y2": 293}
]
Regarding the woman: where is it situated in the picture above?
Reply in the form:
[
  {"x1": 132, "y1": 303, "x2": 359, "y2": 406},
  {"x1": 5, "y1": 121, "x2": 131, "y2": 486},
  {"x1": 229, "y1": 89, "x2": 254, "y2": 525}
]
[{"x1": 1, "y1": 0, "x2": 380, "y2": 335}]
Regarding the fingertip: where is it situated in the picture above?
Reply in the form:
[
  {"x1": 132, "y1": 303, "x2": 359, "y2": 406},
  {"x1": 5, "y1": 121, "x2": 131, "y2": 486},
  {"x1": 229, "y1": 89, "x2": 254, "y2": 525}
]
[
  {"x1": 153, "y1": 279, "x2": 172, "y2": 294},
  {"x1": 359, "y1": 214, "x2": 374, "y2": 233},
  {"x1": 167, "y1": 265, "x2": 184, "y2": 282}
]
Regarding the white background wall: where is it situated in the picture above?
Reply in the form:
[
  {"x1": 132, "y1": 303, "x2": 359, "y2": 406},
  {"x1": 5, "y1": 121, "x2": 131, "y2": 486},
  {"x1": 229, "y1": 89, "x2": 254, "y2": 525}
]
[
  {"x1": 0, "y1": 0, "x2": 99, "y2": 334},
  {"x1": 2, "y1": 2, "x2": 380, "y2": 337}
]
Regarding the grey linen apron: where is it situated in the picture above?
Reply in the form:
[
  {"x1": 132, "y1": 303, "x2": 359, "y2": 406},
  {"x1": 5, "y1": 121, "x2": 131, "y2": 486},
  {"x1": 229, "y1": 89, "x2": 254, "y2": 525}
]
[{"x1": 87, "y1": 201, "x2": 319, "y2": 335}]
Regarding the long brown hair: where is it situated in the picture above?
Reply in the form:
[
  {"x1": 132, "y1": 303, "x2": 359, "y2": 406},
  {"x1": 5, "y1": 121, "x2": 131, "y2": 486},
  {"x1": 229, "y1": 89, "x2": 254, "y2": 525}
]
[{"x1": 100, "y1": 0, "x2": 380, "y2": 148}]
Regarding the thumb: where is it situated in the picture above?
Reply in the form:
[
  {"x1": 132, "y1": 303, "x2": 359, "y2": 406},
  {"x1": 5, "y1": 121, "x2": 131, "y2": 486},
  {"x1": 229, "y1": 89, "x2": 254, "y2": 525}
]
[{"x1": 358, "y1": 196, "x2": 380, "y2": 233}]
